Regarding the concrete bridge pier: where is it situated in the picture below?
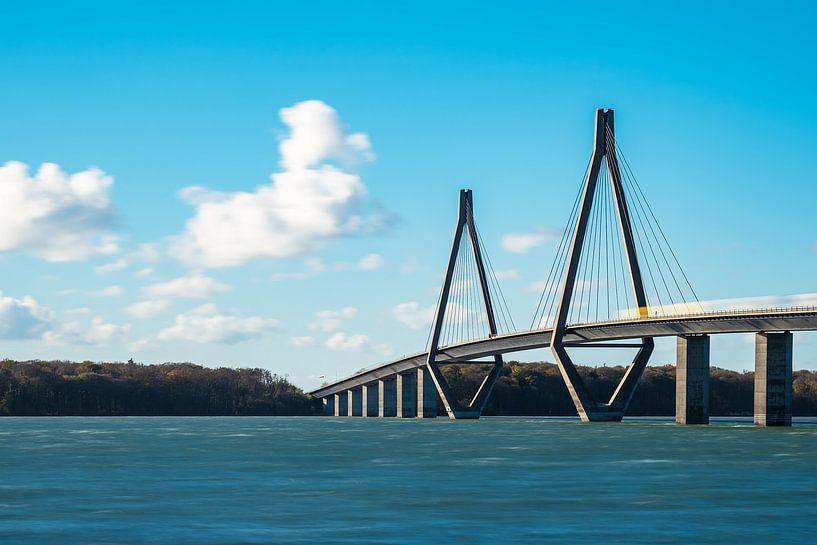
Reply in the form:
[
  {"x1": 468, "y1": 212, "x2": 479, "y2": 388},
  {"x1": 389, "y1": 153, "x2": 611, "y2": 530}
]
[
  {"x1": 362, "y1": 382, "x2": 378, "y2": 417},
  {"x1": 676, "y1": 334, "x2": 710, "y2": 424},
  {"x1": 416, "y1": 367, "x2": 438, "y2": 418},
  {"x1": 348, "y1": 388, "x2": 362, "y2": 417},
  {"x1": 397, "y1": 373, "x2": 417, "y2": 418},
  {"x1": 378, "y1": 378, "x2": 397, "y2": 417},
  {"x1": 334, "y1": 391, "x2": 348, "y2": 416},
  {"x1": 754, "y1": 332, "x2": 793, "y2": 426}
]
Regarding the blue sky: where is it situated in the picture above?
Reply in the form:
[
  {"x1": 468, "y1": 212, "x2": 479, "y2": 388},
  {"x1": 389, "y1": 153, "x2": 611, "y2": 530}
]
[{"x1": 1, "y1": 1, "x2": 816, "y2": 388}]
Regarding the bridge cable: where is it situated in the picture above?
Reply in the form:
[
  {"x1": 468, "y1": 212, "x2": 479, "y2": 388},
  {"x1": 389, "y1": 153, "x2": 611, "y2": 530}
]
[
  {"x1": 606, "y1": 126, "x2": 700, "y2": 314},
  {"x1": 607, "y1": 127, "x2": 702, "y2": 312},
  {"x1": 617, "y1": 149, "x2": 701, "y2": 312},
  {"x1": 530, "y1": 158, "x2": 590, "y2": 329},
  {"x1": 602, "y1": 164, "x2": 613, "y2": 320},
  {"x1": 475, "y1": 224, "x2": 516, "y2": 333}
]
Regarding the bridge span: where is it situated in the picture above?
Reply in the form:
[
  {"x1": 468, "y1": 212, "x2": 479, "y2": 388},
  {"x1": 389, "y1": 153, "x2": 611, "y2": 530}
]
[{"x1": 309, "y1": 109, "x2": 812, "y2": 426}]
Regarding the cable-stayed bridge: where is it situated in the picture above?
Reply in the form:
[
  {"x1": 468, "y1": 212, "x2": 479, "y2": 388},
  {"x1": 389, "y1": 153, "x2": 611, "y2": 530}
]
[{"x1": 309, "y1": 109, "x2": 817, "y2": 426}]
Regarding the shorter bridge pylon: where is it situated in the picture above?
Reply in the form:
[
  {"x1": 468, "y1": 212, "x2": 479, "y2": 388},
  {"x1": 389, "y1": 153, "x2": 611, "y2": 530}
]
[{"x1": 425, "y1": 189, "x2": 505, "y2": 419}]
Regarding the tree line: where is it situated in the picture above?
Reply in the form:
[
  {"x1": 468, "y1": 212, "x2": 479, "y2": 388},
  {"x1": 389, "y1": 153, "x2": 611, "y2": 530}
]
[
  {"x1": 0, "y1": 360, "x2": 319, "y2": 416},
  {"x1": 442, "y1": 361, "x2": 817, "y2": 416},
  {"x1": 2, "y1": 359, "x2": 817, "y2": 417}
]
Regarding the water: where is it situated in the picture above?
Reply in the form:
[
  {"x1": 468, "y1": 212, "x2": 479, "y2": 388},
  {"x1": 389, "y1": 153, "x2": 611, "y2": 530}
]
[{"x1": 1, "y1": 417, "x2": 816, "y2": 544}]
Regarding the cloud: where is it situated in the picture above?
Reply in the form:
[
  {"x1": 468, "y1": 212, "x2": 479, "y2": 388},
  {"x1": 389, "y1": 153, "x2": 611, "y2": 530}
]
[
  {"x1": 171, "y1": 100, "x2": 383, "y2": 268},
  {"x1": 95, "y1": 243, "x2": 161, "y2": 275},
  {"x1": 325, "y1": 332, "x2": 392, "y2": 356},
  {"x1": 44, "y1": 317, "x2": 130, "y2": 346},
  {"x1": 94, "y1": 258, "x2": 127, "y2": 274},
  {"x1": 0, "y1": 294, "x2": 54, "y2": 339},
  {"x1": 356, "y1": 253, "x2": 383, "y2": 271},
  {"x1": 87, "y1": 285, "x2": 124, "y2": 297},
  {"x1": 158, "y1": 304, "x2": 280, "y2": 344},
  {"x1": 134, "y1": 267, "x2": 154, "y2": 278},
  {"x1": 0, "y1": 161, "x2": 118, "y2": 261},
  {"x1": 309, "y1": 307, "x2": 357, "y2": 332},
  {"x1": 127, "y1": 338, "x2": 150, "y2": 353},
  {"x1": 291, "y1": 336, "x2": 316, "y2": 347},
  {"x1": 144, "y1": 274, "x2": 229, "y2": 299},
  {"x1": 0, "y1": 292, "x2": 129, "y2": 345},
  {"x1": 125, "y1": 300, "x2": 169, "y2": 319},
  {"x1": 325, "y1": 332, "x2": 370, "y2": 352},
  {"x1": 501, "y1": 227, "x2": 558, "y2": 253},
  {"x1": 392, "y1": 302, "x2": 435, "y2": 330}
]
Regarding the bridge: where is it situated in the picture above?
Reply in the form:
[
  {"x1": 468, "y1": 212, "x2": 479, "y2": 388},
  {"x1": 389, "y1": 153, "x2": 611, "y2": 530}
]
[{"x1": 309, "y1": 108, "x2": 815, "y2": 426}]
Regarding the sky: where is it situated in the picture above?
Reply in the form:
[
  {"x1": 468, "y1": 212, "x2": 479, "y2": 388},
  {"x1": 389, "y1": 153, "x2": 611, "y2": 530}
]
[{"x1": 1, "y1": 1, "x2": 816, "y2": 389}]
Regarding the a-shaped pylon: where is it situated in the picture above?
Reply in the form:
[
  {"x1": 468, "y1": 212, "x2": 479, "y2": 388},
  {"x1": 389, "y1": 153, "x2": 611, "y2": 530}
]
[{"x1": 550, "y1": 108, "x2": 654, "y2": 422}]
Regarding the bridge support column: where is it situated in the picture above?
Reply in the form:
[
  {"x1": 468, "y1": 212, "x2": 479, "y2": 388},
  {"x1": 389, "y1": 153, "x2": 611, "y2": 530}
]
[
  {"x1": 397, "y1": 373, "x2": 416, "y2": 418},
  {"x1": 754, "y1": 332, "x2": 792, "y2": 427},
  {"x1": 335, "y1": 392, "x2": 348, "y2": 416},
  {"x1": 349, "y1": 388, "x2": 362, "y2": 417},
  {"x1": 362, "y1": 383, "x2": 378, "y2": 417},
  {"x1": 417, "y1": 367, "x2": 438, "y2": 418},
  {"x1": 676, "y1": 334, "x2": 710, "y2": 425},
  {"x1": 378, "y1": 378, "x2": 397, "y2": 417},
  {"x1": 323, "y1": 396, "x2": 335, "y2": 416}
]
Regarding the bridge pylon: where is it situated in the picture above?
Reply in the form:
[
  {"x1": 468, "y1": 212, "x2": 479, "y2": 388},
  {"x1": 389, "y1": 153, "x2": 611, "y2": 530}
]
[
  {"x1": 550, "y1": 108, "x2": 654, "y2": 422},
  {"x1": 425, "y1": 189, "x2": 504, "y2": 419}
]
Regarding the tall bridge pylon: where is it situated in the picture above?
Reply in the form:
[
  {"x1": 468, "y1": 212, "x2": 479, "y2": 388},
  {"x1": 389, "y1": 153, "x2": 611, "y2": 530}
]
[
  {"x1": 425, "y1": 189, "x2": 507, "y2": 419},
  {"x1": 551, "y1": 108, "x2": 654, "y2": 422}
]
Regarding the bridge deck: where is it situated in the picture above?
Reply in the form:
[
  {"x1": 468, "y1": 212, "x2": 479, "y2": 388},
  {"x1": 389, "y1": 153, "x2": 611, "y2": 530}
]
[{"x1": 308, "y1": 308, "x2": 817, "y2": 398}]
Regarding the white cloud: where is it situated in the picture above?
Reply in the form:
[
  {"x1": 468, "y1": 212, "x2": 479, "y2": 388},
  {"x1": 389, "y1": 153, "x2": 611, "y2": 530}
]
[
  {"x1": 144, "y1": 274, "x2": 229, "y2": 299},
  {"x1": 324, "y1": 331, "x2": 392, "y2": 356},
  {"x1": 501, "y1": 227, "x2": 558, "y2": 253},
  {"x1": 291, "y1": 335, "x2": 316, "y2": 347},
  {"x1": 0, "y1": 293, "x2": 54, "y2": 339},
  {"x1": 44, "y1": 317, "x2": 130, "y2": 346},
  {"x1": 325, "y1": 332, "x2": 370, "y2": 352},
  {"x1": 134, "y1": 267, "x2": 154, "y2": 278},
  {"x1": 310, "y1": 307, "x2": 358, "y2": 332},
  {"x1": 94, "y1": 258, "x2": 127, "y2": 274},
  {"x1": 0, "y1": 161, "x2": 117, "y2": 261},
  {"x1": 392, "y1": 301, "x2": 435, "y2": 330},
  {"x1": 127, "y1": 338, "x2": 150, "y2": 353},
  {"x1": 356, "y1": 253, "x2": 383, "y2": 270},
  {"x1": 158, "y1": 304, "x2": 280, "y2": 344},
  {"x1": 171, "y1": 100, "x2": 382, "y2": 268},
  {"x1": 125, "y1": 300, "x2": 169, "y2": 319},
  {"x1": 88, "y1": 285, "x2": 124, "y2": 297},
  {"x1": 132, "y1": 243, "x2": 160, "y2": 263},
  {"x1": 0, "y1": 292, "x2": 129, "y2": 345}
]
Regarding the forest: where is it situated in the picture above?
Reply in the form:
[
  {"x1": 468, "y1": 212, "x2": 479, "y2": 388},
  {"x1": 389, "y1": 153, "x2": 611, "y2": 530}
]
[
  {"x1": 0, "y1": 360, "x2": 319, "y2": 416},
  {"x1": 448, "y1": 361, "x2": 817, "y2": 416},
  {"x1": 2, "y1": 359, "x2": 817, "y2": 416}
]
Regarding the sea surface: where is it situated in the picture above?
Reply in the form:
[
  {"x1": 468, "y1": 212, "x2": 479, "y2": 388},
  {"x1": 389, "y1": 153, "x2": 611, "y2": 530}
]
[{"x1": 1, "y1": 416, "x2": 816, "y2": 544}]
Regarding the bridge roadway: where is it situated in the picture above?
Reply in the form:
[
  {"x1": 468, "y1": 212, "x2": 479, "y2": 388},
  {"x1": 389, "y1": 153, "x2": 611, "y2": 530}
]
[{"x1": 309, "y1": 307, "x2": 817, "y2": 399}]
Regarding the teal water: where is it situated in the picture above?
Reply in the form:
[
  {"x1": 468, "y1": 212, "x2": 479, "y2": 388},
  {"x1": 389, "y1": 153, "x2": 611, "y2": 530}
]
[{"x1": 1, "y1": 417, "x2": 816, "y2": 544}]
